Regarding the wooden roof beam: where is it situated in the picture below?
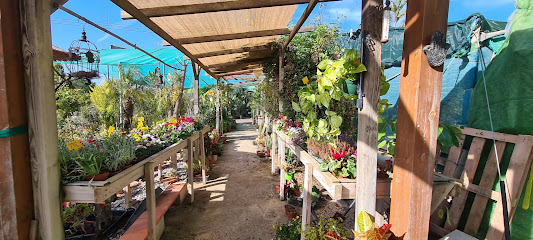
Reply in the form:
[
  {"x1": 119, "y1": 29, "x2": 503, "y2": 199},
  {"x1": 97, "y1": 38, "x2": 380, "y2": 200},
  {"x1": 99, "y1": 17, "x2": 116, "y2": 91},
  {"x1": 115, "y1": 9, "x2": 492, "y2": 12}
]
[
  {"x1": 195, "y1": 45, "x2": 272, "y2": 58},
  {"x1": 212, "y1": 64, "x2": 263, "y2": 74},
  {"x1": 283, "y1": 0, "x2": 320, "y2": 49},
  {"x1": 111, "y1": 0, "x2": 219, "y2": 79},
  {"x1": 207, "y1": 57, "x2": 270, "y2": 69},
  {"x1": 217, "y1": 68, "x2": 262, "y2": 77},
  {"x1": 121, "y1": 0, "x2": 340, "y2": 19},
  {"x1": 163, "y1": 26, "x2": 314, "y2": 45},
  {"x1": 227, "y1": 76, "x2": 265, "y2": 81}
]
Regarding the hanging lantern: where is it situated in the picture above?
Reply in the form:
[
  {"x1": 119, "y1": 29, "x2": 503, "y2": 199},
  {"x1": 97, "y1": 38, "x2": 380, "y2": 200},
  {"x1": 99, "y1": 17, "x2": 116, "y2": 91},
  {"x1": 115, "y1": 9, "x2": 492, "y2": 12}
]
[{"x1": 68, "y1": 29, "x2": 100, "y2": 84}]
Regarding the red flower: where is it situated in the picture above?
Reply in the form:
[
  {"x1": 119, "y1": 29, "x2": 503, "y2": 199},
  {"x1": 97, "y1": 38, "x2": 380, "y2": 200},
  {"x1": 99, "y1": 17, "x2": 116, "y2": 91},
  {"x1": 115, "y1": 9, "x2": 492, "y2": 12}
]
[
  {"x1": 87, "y1": 139, "x2": 96, "y2": 143},
  {"x1": 331, "y1": 148, "x2": 347, "y2": 160}
]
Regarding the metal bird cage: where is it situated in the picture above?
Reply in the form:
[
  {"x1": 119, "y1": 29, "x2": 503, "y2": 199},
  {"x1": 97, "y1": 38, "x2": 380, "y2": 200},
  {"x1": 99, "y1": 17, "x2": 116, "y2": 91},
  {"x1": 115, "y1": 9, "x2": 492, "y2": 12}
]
[{"x1": 68, "y1": 30, "x2": 100, "y2": 84}]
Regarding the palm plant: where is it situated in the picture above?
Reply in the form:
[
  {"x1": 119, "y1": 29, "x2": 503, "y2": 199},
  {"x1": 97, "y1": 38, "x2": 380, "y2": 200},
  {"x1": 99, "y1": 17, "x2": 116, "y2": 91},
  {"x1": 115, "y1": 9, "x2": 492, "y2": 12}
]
[
  {"x1": 117, "y1": 65, "x2": 149, "y2": 130},
  {"x1": 390, "y1": 0, "x2": 407, "y2": 27}
]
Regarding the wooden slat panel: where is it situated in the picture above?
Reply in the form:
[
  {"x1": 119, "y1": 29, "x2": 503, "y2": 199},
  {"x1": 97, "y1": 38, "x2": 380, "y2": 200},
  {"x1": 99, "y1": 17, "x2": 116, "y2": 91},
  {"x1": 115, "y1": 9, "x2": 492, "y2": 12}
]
[
  {"x1": 486, "y1": 136, "x2": 533, "y2": 240},
  {"x1": 463, "y1": 141, "x2": 506, "y2": 235},
  {"x1": 461, "y1": 128, "x2": 519, "y2": 144},
  {"x1": 173, "y1": 26, "x2": 313, "y2": 44},
  {"x1": 195, "y1": 45, "x2": 271, "y2": 58},
  {"x1": 445, "y1": 137, "x2": 486, "y2": 231},
  {"x1": 121, "y1": 0, "x2": 339, "y2": 18},
  {"x1": 443, "y1": 135, "x2": 466, "y2": 177},
  {"x1": 217, "y1": 68, "x2": 262, "y2": 77},
  {"x1": 278, "y1": 135, "x2": 286, "y2": 200}
]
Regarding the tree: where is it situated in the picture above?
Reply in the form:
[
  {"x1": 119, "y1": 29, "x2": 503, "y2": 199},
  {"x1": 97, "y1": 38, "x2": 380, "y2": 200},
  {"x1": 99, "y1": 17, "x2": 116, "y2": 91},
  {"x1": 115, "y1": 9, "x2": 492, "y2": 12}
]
[
  {"x1": 117, "y1": 65, "x2": 149, "y2": 130},
  {"x1": 390, "y1": 0, "x2": 407, "y2": 27}
]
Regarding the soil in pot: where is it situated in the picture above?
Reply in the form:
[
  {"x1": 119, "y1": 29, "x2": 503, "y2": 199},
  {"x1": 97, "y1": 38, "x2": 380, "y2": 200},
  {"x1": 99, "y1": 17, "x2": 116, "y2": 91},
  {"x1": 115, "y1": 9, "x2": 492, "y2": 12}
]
[
  {"x1": 85, "y1": 172, "x2": 110, "y2": 181},
  {"x1": 284, "y1": 205, "x2": 298, "y2": 220}
]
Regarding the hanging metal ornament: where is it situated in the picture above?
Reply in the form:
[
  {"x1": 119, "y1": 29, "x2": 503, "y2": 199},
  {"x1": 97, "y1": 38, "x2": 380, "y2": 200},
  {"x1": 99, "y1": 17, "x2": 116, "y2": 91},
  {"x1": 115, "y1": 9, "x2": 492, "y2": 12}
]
[{"x1": 68, "y1": 27, "x2": 100, "y2": 85}]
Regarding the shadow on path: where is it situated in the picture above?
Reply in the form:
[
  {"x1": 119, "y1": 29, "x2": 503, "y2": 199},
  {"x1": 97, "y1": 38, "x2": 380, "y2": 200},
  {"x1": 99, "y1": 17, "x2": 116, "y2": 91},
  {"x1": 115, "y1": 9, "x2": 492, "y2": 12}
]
[{"x1": 160, "y1": 119, "x2": 286, "y2": 240}]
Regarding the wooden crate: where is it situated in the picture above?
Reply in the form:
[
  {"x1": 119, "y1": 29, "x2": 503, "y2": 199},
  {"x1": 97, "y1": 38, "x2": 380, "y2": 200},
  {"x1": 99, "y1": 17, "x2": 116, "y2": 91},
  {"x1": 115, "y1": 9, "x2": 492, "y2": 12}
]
[
  {"x1": 430, "y1": 128, "x2": 533, "y2": 240},
  {"x1": 63, "y1": 127, "x2": 210, "y2": 203}
]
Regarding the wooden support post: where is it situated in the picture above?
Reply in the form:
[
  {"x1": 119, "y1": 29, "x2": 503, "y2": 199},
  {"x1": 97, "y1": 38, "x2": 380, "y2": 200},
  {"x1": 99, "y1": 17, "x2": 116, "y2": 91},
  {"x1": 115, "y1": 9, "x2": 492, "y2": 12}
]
[
  {"x1": 0, "y1": 1, "x2": 35, "y2": 238},
  {"x1": 192, "y1": 62, "x2": 200, "y2": 117},
  {"x1": 200, "y1": 133, "x2": 207, "y2": 184},
  {"x1": 271, "y1": 128, "x2": 278, "y2": 175},
  {"x1": 278, "y1": 136, "x2": 286, "y2": 200},
  {"x1": 20, "y1": 0, "x2": 64, "y2": 238},
  {"x1": 187, "y1": 138, "x2": 194, "y2": 203},
  {"x1": 144, "y1": 162, "x2": 156, "y2": 240},
  {"x1": 355, "y1": 0, "x2": 383, "y2": 227},
  {"x1": 301, "y1": 164, "x2": 313, "y2": 237},
  {"x1": 158, "y1": 163, "x2": 163, "y2": 181},
  {"x1": 125, "y1": 185, "x2": 131, "y2": 207},
  {"x1": 216, "y1": 79, "x2": 221, "y2": 133},
  {"x1": 389, "y1": 0, "x2": 449, "y2": 239},
  {"x1": 171, "y1": 153, "x2": 178, "y2": 170},
  {"x1": 278, "y1": 47, "x2": 284, "y2": 113}
]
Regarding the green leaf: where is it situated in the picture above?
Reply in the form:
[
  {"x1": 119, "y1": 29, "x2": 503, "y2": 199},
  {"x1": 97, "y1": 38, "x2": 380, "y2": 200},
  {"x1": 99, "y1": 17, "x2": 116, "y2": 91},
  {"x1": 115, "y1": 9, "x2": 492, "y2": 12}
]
[
  {"x1": 378, "y1": 140, "x2": 387, "y2": 149},
  {"x1": 317, "y1": 119, "x2": 328, "y2": 134},
  {"x1": 317, "y1": 69, "x2": 322, "y2": 76},
  {"x1": 317, "y1": 59, "x2": 333, "y2": 70},
  {"x1": 332, "y1": 87, "x2": 342, "y2": 101},
  {"x1": 387, "y1": 142, "x2": 396, "y2": 156},
  {"x1": 358, "y1": 211, "x2": 373, "y2": 233},
  {"x1": 319, "y1": 162, "x2": 329, "y2": 172},
  {"x1": 340, "y1": 168, "x2": 350, "y2": 177},
  {"x1": 306, "y1": 94, "x2": 316, "y2": 103},
  {"x1": 316, "y1": 93, "x2": 330, "y2": 109},
  {"x1": 330, "y1": 115, "x2": 342, "y2": 129},
  {"x1": 292, "y1": 102, "x2": 301, "y2": 112},
  {"x1": 301, "y1": 100, "x2": 312, "y2": 114},
  {"x1": 325, "y1": 110, "x2": 337, "y2": 116},
  {"x1": 351, "y1": 64, "x2": 367, "y2": 74},
  {"x1": 380, "y1": 80, "x2": 390, "y2": 96}
]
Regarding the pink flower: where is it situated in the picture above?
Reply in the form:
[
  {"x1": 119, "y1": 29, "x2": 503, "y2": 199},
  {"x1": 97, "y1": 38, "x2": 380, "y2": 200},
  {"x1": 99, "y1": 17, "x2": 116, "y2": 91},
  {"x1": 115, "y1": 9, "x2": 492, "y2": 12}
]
[{"x1": 352, "y1": 153, "x2": 357, "y2": 157}]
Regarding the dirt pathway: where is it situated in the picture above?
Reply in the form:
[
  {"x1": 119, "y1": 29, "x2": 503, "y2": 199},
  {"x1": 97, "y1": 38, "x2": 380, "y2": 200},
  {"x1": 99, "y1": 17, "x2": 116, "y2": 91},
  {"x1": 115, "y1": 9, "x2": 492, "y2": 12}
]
[{"x1": 161, "y1": 119, "x2": 286, "y2": 240}]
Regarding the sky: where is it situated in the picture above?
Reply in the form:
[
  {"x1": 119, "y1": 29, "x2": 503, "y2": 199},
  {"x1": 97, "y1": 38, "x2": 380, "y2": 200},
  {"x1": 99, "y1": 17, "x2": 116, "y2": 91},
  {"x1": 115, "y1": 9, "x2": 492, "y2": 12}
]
[{"x1": 51, "y1": 0, "x2": 517, "y2": 85}]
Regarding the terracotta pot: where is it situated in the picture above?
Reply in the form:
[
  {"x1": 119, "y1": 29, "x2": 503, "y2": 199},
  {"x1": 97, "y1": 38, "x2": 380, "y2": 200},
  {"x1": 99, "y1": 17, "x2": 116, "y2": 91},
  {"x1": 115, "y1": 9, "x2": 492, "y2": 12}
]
[
  {"x1": 284, "y1": 205, "x2": 297, "y2": 220},
  {"x1": 85, "y1": 172, "x2": 110, "y2": 181},
  {"x1": 209, "y1": 155, "x2": 215, "y2": 166},
  {"x1": 293, "y1": 189, "x2": 301, "y2": 197},
  {"x1": 377, "y1": 172, "x2": 389, "y2": 179}
]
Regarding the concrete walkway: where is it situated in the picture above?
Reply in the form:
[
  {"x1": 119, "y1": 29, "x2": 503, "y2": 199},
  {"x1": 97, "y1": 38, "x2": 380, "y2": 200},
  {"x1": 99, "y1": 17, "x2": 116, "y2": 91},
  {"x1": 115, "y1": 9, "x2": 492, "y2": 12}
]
[{"x1": 161, "y1": 119, "x2": 286, "y2": 240}]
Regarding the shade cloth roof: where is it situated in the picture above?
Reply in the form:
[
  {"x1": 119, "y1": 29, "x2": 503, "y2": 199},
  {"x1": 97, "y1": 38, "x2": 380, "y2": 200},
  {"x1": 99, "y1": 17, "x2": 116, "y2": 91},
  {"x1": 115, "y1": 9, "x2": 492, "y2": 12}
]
[{"x1": 113, "y1": 0, "x2": 318, "y2": 78}]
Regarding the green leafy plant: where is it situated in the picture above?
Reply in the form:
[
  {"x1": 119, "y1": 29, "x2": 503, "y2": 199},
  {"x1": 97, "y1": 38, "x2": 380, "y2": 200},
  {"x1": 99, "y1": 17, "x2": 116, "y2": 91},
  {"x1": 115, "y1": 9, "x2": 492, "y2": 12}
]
[
  {"x1": 292, "y1": 50, "x2": 366, "y2": 141},
  {"x1": 353, "y1": 211, "x2": 392, "y2": 240},
  {"x1": 304, "y1": 217, "x2": 351, "y2": 240},
  {"x1": 274, "y1": 216, "x2": 302, "y2": 240},
  {"x1": 101, "y1": 133, "x2": 137, "y2": 172}
]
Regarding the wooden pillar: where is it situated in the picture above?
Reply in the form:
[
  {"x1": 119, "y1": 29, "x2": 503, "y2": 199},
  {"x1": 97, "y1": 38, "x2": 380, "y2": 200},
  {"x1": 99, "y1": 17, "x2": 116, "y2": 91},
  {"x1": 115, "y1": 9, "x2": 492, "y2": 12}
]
[
  {"x1": 187, "y1": 138, "x2": 194, "y2": 203},
  {"x1": 216, "y1": 79, "x2": 220, "y2": 133},
  {"x1": 144, "y1": 162, "x2": 156, "y2": 240},
  {"x1": 0, "y1": 0, "x2": 35, "y2": 239},
  {"x1": 192, "y1": 62, "x2": 200, "y2": 117},
  {"x1": 355, "y1": 0, "x2": 383, "y2": 227},
  {"x1": 278, "y1": 136, "x2": 286, "y2": 200},
  {"x1": 301, "y1": 164, "x2": 313, "y2": 237},
  {"x1": 278, "y1": 47, "x2": 284, "y2": 113},
  {"x1": 19, "y1": 0, "x2": 64, "y2": 239},
  {"x1": 389, "y1": 0, "x2": 449, "y2": 239},
  {"x1": 271, "y1": 127, "x2": 278, "y2": 175},
  {"x1": 200, "y1": 132, "x2": 207, "y2": 184}
]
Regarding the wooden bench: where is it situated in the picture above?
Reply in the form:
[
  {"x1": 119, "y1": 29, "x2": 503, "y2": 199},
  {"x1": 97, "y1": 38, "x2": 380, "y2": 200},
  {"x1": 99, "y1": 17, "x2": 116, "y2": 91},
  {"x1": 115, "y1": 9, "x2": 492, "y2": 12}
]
[
  {"x1": 430, "y1": 128, "x2": 533, "y2": 240},
  {"x1": 120, "y1": 184, "x2": 186, "y2": 240}
]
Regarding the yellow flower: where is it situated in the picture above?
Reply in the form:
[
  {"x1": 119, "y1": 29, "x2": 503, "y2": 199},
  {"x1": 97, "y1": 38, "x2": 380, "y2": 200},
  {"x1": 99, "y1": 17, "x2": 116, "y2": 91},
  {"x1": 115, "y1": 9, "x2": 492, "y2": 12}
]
[
  {"x1": 296, "y1": 216, "x2": 299, "y2": 219},
  {"x1": 279, "y1": 227, "x2": 282, "y2": 230},
  {"x1": 87, "y1": 129, "x2": 92, "y2": 132},
  {"x1": 273, "y1": 225, "x2": 275, "y2": 229},
  {"x1": 108, "y1": 126, "x2": 114, "y2": 137},
  {"x1": 302, "y1": 76, "x2": 309, "y2": 85},
  {"x1": 138, "y1": 117, "x2": 144, "y2": 122}
]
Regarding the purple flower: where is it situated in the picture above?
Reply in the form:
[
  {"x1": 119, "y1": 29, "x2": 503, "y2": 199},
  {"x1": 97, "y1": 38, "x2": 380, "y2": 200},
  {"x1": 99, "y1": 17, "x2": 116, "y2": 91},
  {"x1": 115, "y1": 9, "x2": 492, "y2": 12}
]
[
  {"x1": 178, "y1": 125, "x2": 186, "y2": 131},
  {"x1": 166, "y1": 136, "x2": 169, "y2": 138},
  {"x1": 147, "y1": 136, "x2": 152, "y2": 141}
]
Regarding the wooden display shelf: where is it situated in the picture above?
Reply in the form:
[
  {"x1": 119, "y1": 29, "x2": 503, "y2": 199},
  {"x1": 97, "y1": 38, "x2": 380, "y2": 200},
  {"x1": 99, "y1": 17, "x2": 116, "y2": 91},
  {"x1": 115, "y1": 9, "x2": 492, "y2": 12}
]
[
  {"x1": 275, "y1": 130, "x2": 391, "y2": 201},
  {"x1": 63, "y1": 126, "x2": 210, "y2": 203}
]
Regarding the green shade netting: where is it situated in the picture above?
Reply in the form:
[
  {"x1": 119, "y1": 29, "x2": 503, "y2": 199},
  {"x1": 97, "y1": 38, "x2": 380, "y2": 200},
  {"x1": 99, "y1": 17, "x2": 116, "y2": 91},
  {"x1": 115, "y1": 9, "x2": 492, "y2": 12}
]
[{"x1": 468, "y1": 0, "x2": 533, "y2": 238}]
